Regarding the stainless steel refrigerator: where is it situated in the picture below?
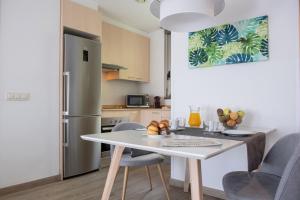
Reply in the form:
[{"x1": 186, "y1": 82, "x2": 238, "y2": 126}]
[{"x1": 63, "y1": 34, "x2": 101, "y2": 178}]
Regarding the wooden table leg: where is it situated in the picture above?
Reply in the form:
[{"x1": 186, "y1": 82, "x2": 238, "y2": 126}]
[
  {"x1": 101, "y1": 145, "x2": 125, "y2": 200},
  {"x1": 188, "y1": 159, "x2": 203, "y2": 200},
  {"x1": 184, "y1": 158, "x2": 190, "y2": 193}
]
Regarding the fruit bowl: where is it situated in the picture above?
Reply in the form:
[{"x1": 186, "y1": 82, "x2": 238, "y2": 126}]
[{"x1": 217, "y1": 108, "x2": 245, "y2": 129}]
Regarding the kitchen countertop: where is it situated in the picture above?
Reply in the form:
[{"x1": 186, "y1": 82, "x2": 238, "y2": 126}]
[{"x1": 102, "y1": 105, "x2": 171, "y2": 111}]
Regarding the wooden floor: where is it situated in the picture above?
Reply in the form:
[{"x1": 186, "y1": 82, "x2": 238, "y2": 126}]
[{"x1": 0, "y1": 164, "x2": 221, "y2": 200}]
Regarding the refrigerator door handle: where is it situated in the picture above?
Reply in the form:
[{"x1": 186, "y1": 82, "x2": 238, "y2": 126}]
[
  {"x1": 63, "y1": 119, "x2": 69, "y2": 147},
  {"x1": 63, "y1": 72, "x2": 70, "y2": 116}
]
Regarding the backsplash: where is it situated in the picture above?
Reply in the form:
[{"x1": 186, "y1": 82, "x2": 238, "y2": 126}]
[{"x1": 101, "y1": 74, "x2": 140, "y2": 105}]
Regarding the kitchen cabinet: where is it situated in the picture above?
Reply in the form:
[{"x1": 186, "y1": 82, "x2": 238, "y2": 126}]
[
  {"x1": 102, "y1": 109, "x2": 170, "y2": 126},
  {"x1": 102, "y1": 110, "x2": 140, "y2": 123},
  {"x1": 102, "y1": 22, "x2": 150, "y2": 82},
  {"x1": 140, "y1": 110, "x2": 162, "y2": 126},
  {"x1": 102, "y1": 22, "x2": 123, "y2": 66},
  {"x1": 62, "y1": 0, "x2": 102, "y2": 37},
  {"x1": 161, "y1": 110, "x2": 171, "y2": 120},
  {"x1": 140, "y1": 110, "x2": 171, "y2": 126}
]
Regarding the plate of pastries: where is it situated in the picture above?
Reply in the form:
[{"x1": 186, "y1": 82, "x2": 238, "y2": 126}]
[{"x1": 147, "y1": 120, "x2": 171, "y2": 137}]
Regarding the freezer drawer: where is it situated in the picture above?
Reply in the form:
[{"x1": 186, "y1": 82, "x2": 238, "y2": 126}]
[{"x1": 63, "y1": 116, "x2": 101, "y2": 178}]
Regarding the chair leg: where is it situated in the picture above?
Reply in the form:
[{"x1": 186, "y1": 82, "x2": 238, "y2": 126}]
[
  {"x1": 121, "y1": 166, "x2": 129, "y2": 200},
  {"x1": 145, "y1": 166, "x2": 152, "y2": 191},
  {"x1": 157, "y1": 164, "x2": 170, "y2": 200}
]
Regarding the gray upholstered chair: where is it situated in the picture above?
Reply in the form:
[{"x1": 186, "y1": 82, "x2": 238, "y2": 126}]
[
  {"x1": 110, "y1": 122, "x2": 170, "y2": 200},
  {"x1": 223, "y1": 133, "x2": 300, "y2": 200}
]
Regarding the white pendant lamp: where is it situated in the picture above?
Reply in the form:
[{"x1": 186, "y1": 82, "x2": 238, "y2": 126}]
[{"x1": 150, "y1": 0, "x2": 225, "y2": 32}]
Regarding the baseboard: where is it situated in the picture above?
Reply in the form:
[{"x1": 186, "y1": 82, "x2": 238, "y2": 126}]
[
  {"x1": 0, "y1": 175, "x2": 60, "y2": 196},
  {"x1": 169, "y1": 178, "x2": 226, "y2": 200}
]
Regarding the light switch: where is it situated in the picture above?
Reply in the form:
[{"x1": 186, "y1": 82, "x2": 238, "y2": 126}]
[{"x1": 6, "y1": 92, "x2": 31, "y2": 101}]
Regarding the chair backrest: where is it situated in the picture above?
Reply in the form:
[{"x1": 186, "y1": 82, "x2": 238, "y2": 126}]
[
  {"x1": 110, "y1": 122, "x2": 145, "y2": 156},
  {"x1": 259, "y1": 133, "x2": 300, "y2": 177},
  {"x1": 274, "y1": 144, "x2": 300, "y2": 200},
  {"x1": 112, "y1": 122, "x2": 145, "y2": 132}
]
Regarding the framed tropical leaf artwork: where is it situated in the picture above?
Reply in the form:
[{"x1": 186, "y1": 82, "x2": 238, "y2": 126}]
[{"x1": 188, "y1": 15, "x2": 269, "y2": 68}]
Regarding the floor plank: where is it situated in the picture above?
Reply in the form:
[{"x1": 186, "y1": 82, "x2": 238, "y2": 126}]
[{"x1": 0, "y1": 164, "x2": 221, "y2": 200}]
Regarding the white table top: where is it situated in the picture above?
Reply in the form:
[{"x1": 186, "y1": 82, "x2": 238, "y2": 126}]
[{"x1": 81, "y1": 131, "x2": 244, "y2": 160}]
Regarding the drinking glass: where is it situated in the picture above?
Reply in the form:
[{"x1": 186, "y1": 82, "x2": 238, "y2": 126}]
[
  {"x1": 188, "y1": 106, "x2": 201, "y2": 127},
  {"x1": 178, "y1": 117, "x2": 186, "y2": 128}
]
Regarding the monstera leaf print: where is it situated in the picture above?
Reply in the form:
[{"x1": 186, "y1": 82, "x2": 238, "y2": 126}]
[
  {"x1": 199, "y1": 28, "x2": 217, "y2": 47},
  {"x1": 256, "y1": 15, "x2": 268, "y2": 22},
  {"x1": 239, "y1": 33, "x2": 261, "y2": 55},
  {"x1": 189, "y1": 32, "x2": 204, "y2": 52},
  {"x1": 256, "y1": 20, "x2": 268, "y2": 39},
  {"x1": 222, "y1": 42, "x2": 243, "y2": 59},
  {"x1": 260, "y1": 39, "x2": 269, "y2": 57},
  {"x1": 189, "y1": 32, "x2": 196, "y2": 37},
  {"x1": 189, "y1": 48, "x2": 208, "y2": 67},
  {"x1": 226, "y1": 53, "x2": 253, "y2": 64},
  {"x1": 205, "y1": 43, "x2": 224, "y2": 65},
  {"x1": 188, "y1": 15, "x2": 269, "y2": 68},
  {"x1": 235, "y1": 18, "x2": 259, "y2": 38},
  {"x1": 217, "y1": 25, "x2": 239, "y2": 45}
]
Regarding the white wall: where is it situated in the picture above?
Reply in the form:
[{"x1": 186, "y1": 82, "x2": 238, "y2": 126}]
[
  {"x1": 171, "y1": 0, "x2": 300, "y2": 190},
  {"x1": 140, "y1": 29, "x2": 165, "y2": 105},
  {"x1": 0, "y1": 0, "x2": 60, "y2": 188}
]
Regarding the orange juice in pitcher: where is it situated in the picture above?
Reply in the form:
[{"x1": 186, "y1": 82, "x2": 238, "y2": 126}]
[{"x1": 188, "y1": 106, "x2": 201, "y2": 127}]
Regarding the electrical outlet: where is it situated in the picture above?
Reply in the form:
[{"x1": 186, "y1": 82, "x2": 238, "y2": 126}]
[{"x1": 6, "y1": 92, "x2": 31, "y2": 101}]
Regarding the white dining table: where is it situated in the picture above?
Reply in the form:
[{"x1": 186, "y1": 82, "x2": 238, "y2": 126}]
[{"x1": 81, "y1": 131, "x2": 244, "y2": 200}]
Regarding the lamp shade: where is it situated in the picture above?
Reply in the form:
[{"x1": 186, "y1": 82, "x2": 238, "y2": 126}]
[{"x1": 150, "y1": 0, "x2": 225, "y2": 32}]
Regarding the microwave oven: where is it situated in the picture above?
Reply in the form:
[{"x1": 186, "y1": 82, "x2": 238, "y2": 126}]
[{"x1": 126, "y1": 95, "x2": 150, "y2": 108}]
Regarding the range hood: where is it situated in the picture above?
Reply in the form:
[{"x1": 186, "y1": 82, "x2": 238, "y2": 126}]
[{"x1": 102, "y1": 63, "x2": 127, "y2": 71}]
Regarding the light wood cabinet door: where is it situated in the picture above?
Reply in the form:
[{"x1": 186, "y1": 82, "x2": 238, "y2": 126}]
[
  {"x1": 102, "y1": 111, "x2": 129, "y2": 118},
  {"x1": 102, "y1": 22, "x2": 123, "y2": 66},
  {"x1": 102, "y1": 109, "x2": 170, "y2": 127},
  {"x1": 119, "y1": 29, "x2": 137, "y2": 81},
  {"x1": 128, "y1": 111, "x2": 140, "y2": 123},
  {"x1": 161, "y1": 110, "x2": 171, "y2": 120},
  {"x1": 62, "y1": 0, "x2": 102, "y2": 37},
  {"x1": 102, "y1": 110, "x2": 140, "y2": 123},
  {"x1": 102, "y1": 23, "x2": 150, "y2": 82},
  {"x1": 135, "y1": 35, "x2": 150, "y2": 82},
  {"x1": 140, "y1": 110, "x2": 162, "y2": 126}
]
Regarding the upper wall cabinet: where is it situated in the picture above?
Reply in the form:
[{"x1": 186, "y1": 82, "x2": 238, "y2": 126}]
[
  {"x1": 62, "y1": 0, "x2": 102, "y2": 37},
  {"x1": 102, "y1": 22, "x2": 150, "y2": 82}
]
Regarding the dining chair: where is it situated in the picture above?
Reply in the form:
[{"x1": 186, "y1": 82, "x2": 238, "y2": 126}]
[
  {"x1": 222, "y1": 133, "x2": 300, "y2": 200},
  {"x1": 110, "y1": 122, "x2": 170, "y2": 200}
]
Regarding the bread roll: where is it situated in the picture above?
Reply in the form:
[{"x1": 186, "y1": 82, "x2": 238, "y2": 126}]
[
  {"x1": 147, "y1": 130, "x2": 159, "y2": 135},
  {"x1": 159, "y1": 122, "x2": 168, "y2": 129},
  {"x1": 149, "y1": 120, "x2": 159, "y2": 128},
  {"x1": 147, "y1": 125, "x2": 159, "y2": 135},
  {"x1": 160, "y1": 120, "x2": 169, "y2": 127}
]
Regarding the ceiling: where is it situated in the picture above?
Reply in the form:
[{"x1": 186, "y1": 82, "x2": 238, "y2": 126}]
[{"x1": 96, "y1": 0, "x2": 160, "y2": 33}]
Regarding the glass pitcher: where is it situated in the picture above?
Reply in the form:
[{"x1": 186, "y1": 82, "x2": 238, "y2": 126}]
[{"x1": 188, "y1": 106, "x2": 201, "y2": 127}]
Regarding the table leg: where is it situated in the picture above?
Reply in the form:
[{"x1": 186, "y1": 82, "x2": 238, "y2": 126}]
[
  {"x1": 184, "y1": 158, "x2": 190, "y2": 193},
  {"x1": 188, "y1": 159, "x2": 203, "y2": 200},
  {"x1": 101, "y1": 145, "x2": 125, "y2": 200}
]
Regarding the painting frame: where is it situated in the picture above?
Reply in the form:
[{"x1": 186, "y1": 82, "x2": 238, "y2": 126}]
[{"x1": 188, "y1": 15, "x2": 269, "y2": 69}]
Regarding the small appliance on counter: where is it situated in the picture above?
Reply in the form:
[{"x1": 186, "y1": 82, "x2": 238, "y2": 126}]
[
  {"x1": 126, "y1": 94, "x2": 150, "y2": 108},
  {"x1": 154, "y1": 96, "x2": 161, "y2": 108}
]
